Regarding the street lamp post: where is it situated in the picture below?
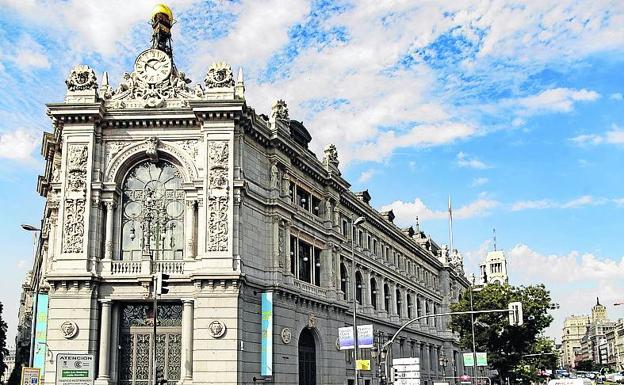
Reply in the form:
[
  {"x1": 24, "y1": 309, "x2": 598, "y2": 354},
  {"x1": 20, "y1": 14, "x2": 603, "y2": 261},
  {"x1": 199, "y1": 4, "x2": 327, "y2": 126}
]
[
  {"x1": 21, "y1": 223, "x2": 41, "y2": 367},
  {"x1": 352, "y1": 216, "x2": 366, "y2": 385},
  {"x1": 469, "y1": 275, "x2": 478, "y2": 385}
]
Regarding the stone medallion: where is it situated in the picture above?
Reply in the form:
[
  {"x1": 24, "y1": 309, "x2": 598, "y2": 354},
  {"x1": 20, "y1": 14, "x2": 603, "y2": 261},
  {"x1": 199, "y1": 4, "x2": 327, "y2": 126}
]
[
  {"x1": 281, "y1": 328, "x2": 292, "y2": 344},
  {"x1": 209, "y1": 320, "x2": 226, "y2": 338},
  {"x1": 60, "y1": 320, "x2": 79, "y2": 339}
]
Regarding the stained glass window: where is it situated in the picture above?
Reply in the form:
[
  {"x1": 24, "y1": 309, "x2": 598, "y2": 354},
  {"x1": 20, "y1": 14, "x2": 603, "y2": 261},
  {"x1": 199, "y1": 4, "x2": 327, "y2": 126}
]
[{"x1": 122, "y1": 160, "x2": 185, "y2": 260}]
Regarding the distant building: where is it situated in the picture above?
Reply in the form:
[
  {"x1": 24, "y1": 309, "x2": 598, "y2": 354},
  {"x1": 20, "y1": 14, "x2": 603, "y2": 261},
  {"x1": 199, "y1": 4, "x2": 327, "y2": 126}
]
[
  {"x1": 605, "y1": 321, "x2": 624, "y2": 370},
  {"x1": 2, "y1": 347, "x2": 16, "y2": 383},
  {"x1": 479, "y1": 250, "x2": 508, "y2": 286},
  {"x1": 592, "y1": 298, "x2": 608, "y2": 324},
  {"x1": 561, "y1": 315, "x2": 590, "y2": 369}
]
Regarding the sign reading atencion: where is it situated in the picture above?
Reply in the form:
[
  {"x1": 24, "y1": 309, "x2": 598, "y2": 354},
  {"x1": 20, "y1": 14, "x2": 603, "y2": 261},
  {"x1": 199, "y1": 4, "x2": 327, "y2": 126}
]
[{"x1": 56, "y1": 354, "x2": 94, "y2": 385}]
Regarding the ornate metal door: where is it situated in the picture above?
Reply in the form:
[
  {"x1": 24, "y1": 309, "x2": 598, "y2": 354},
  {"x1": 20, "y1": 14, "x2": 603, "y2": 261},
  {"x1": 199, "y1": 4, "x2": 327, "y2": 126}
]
[{"x1": 119, "y1": 303, "x2": 182, "y2": 385}]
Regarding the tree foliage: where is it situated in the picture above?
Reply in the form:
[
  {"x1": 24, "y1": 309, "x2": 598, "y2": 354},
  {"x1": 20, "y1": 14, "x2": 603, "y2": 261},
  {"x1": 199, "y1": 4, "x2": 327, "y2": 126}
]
[{"x1": 449, "y1": 284, "x2": 554, "y2": 381}]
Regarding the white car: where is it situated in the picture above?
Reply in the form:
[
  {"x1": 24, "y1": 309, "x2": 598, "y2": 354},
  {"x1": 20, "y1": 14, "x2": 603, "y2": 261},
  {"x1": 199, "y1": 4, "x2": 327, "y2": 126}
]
[{"x1": 548, "y1": 378, "x2": 593, "y2": 385}]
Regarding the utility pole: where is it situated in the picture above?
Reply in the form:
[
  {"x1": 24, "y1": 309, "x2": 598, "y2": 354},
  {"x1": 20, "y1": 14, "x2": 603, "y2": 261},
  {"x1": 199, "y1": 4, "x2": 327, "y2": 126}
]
[
  {"x1": 470, "y1": 275, "x2": 478, "y2": 385},
  {"x1": 352, "y1": 216, "x2": 366, "y2": 385}
]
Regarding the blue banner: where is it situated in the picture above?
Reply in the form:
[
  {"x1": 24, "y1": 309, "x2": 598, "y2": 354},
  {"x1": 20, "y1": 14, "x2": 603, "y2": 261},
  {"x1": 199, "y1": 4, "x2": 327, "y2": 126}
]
[
  {"x1": 33, "y1": 293, "x2": 49, "y2": 370},
  {"x1": 261, "y1": 292, "x2": 273, "y2": 377}
]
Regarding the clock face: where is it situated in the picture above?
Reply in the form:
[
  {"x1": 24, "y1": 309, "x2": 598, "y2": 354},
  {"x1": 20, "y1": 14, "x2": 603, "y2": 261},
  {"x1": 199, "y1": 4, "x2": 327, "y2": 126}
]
[{"x1": 134, "y1": 49, "x2": 172, "y2": 84}]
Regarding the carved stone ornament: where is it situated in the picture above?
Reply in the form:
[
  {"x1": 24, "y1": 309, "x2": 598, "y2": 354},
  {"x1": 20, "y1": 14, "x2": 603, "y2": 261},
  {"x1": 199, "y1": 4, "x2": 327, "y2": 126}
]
[
  {"x1": 207, "y1": 195, "x2": 228, "y2": 252},
  {"x1": 208, "y1": 141, "x2": 229, "y2": 189},
  {"x1": 208, "y1": 320, "x2": 227, "y2": 338},
  {"x1": 281, "y1": 328, "x2": 292, "y2": 344},
  {"x1": 60, "y1": 320, "x2": 79, "y2": 339},
  {"x1": 307, "y1": 313, "x2": 317, "y2": 329},
  {"x1": 204, "y1": 62, "x2": 235, "y2": 89},
  {"x1": 271, "y1": 99, "x2": 289, "y2": 121},
  {"x1": 145, "y1": 137, "x2": 159, "y2": 163},
  {"x1": 65, "y1": 65, "x2": 98, "y2": 91},
  {"x1": 63, "y1": 144, "x2": 88, "y2": 253},
  {"x1": 323, "y1": 144, "x2": 339, "y2": 168}
]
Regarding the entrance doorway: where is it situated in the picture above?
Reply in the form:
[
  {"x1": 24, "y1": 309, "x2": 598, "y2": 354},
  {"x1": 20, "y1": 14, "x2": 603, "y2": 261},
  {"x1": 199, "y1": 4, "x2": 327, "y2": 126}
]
[
  {"x1": 118, "y1": 303, "x2": 182, "y2": 385},
  {"x1": 298, "y1": 328, "x2": 316, "y2": 385}
]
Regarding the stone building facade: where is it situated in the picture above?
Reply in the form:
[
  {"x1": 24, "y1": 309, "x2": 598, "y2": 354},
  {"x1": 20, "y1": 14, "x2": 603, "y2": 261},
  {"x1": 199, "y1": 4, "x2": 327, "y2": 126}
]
[
  {"x1": 561, "y1": 315, "x2": 590, "y2": 369},
  {"x1": 29, "y1": 7, "x2": 469, "y2": 385}
]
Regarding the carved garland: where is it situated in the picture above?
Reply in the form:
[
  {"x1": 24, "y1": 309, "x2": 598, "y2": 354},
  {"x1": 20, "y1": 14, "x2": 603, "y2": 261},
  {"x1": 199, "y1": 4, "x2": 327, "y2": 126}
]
[
  {"x1": 206, "y1": 141, "x2": 229, "y2": 252},
  {"x1": 63, "y1": 144, "x2": 88, "y2": 253}
]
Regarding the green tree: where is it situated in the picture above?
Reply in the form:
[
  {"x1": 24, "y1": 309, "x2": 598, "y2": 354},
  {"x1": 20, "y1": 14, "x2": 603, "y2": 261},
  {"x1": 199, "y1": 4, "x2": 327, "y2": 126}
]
[
  {"x1": 0, "y1": 302, "x2": 9, "y2": 380},
  {"x1": 449, "y1": 284, "x2": 554, "y2": 382}
]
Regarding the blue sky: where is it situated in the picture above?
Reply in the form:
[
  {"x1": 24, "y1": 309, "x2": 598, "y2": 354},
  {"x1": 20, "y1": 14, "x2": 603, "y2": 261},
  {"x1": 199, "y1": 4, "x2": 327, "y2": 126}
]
[{"x1": 0, "y1": 0, "x2": 623, "y2": 343}]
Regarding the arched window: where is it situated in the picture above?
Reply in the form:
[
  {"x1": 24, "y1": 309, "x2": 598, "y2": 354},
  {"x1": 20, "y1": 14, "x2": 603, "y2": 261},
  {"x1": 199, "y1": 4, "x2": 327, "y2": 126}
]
[
  {"x1": 384, "y1": 283, "x2": 390, "y2": 312},
  {"x1": 355, "y1": 271, "x2": 363, "y2": 304},
  {"x1": 396, "y1": 288, "x2": 402, "y2": 316},
  {"x1": 340, "y1": 263, "x2": 348, "y2": 299},
  {"x1": 122, "y1": 160, "x2": 185, "y2": 261},
  {"x1": 370, "y1": 278, "x2": 378, "y2": 310}
]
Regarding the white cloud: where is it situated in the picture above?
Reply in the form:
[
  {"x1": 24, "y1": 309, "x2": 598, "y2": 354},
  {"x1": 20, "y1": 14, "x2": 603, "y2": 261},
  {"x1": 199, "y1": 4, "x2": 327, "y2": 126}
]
[
  {"x1": 471, "y1": 177, "x2": 489, "y2": 187},
  {"x1": 610, "y1": 93, "x2": 623, "y2": 101},
  {"x1": 506, "y1": 243, "x2": 624, "y2": 340},
  {"x1": 570, "y1": 124, "x2": 624, "y2": 147},
  {"x1": 358, "y1": 169, "x2": 375, "y2": 183},
  {"x1": 7, "y1": 34, "x2": 50, "y2": 71},
  {"x1": 505, "y1": 87, "x2": 600, "y2": 115},
  {"x1": 511, "y1": 195, "x2": 607, "y2": 211},
  {"x1": 0, "y1": 128, "x2": 39, "y2": 163},
  {"x1": 380, "y1": 197, "x2": 498, "y2": 225},
  {"x1": 457, "y1": 152, "x2": 490, "y2": 169},
  {"x1": 511, "y1": 199, "x2": 555, "y2": 211},
  {"x1": 614, "y1": 198, "x2": 624, "y2": 207}
]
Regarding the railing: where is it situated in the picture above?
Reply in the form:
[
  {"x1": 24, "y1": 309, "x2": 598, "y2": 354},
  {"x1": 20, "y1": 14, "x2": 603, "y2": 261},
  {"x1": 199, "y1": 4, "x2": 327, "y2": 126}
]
[
  {"x1": 294, "y1": 280, "x2": 328, "y2": 297},
  {"x1": 108, "y1": 260, "x2": 185, "y2": 275},
  {"x1": 152, "y1": 260, "x2": 185, "y2": 274},
  {"x1": 110, "y1": 260, "x2": 142, "y2": 275}
]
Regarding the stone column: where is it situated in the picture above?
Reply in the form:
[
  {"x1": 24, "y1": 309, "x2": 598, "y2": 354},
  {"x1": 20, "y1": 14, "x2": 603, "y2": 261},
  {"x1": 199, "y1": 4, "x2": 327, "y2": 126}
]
[
  {"x1": 401, "y1": 289, "x2": 409, "y2": 321},
  {"x1": 96, "y1": 300, "x2": 112, "y2": 384},
  {"x1": 181, "y1": 299, "x2": 194, "y2": 383},
  {"x1": 185, "y1": 200, "x2": 196, "y2": 258},
  {"x1": 104, "y1": 202, "x2": 115, "y2": 260},
  {"x1": 362, "y1": 269, "x2": 372, "y2": 311}
]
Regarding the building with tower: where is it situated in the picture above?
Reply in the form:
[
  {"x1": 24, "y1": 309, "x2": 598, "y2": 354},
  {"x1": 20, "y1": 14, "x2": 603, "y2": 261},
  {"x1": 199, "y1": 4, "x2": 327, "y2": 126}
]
[
  {"x1": 24, "y1": 5, "x2": 469, "y2": 385},
  {"x1": 561, "y1": 315, "x2": 590, "y2": 369}
]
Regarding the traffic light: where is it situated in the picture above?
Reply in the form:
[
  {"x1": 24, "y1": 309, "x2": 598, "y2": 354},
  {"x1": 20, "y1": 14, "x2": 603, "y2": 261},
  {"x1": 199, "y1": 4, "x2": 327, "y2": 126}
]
[
  {"x1": 508, "y1": 302, "x2": 523, "y2": 326},
  {"x1": 154, "y1": 272, "x2": 171, "y2": 295}
]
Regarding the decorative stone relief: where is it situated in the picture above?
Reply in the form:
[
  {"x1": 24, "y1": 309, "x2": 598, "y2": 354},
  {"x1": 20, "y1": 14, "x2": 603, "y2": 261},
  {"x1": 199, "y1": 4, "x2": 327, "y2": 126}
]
[
  {"x1": 281, "y1": 328, "x2": 292, "y2": 344},
  {"x1": 323, "y1": 144, "x2": 339, "y2": 168},
  {"x1": 281, "y1": 170, "x2": 290, "y2": 198},
  {"x1": 271, "y1": 99, "x2": 289, "y2": 121},
  {"x1": 204, "y1": 62, "x2": 235, "y2": 89},
  {"x1": 207, "y1": 141, "x2": 228, "y2": 189},
  {"x1": 307, "y1": 313, "x2": 317, "y2": 329},
  {"x1": 107, "y1": 68, "x2": 194, "y2": 108},
  {"x1": 60, "y1": 320, "x2": 79, "y2": 339},
  {"x1": 269, "y1": 162, "x2": 279, "y2": 190},
  {"x1": 65, "y1": 65, "x2": 98, "y2": 91},
  {"x1": 207, "y1": 195, "x2": 228, "y2": 252},
  {"x1": 208, "y1": 320, "x2": 226, "y2": 338},
  {"x1": 145, "y1": 137, "x2": 159, "y2": 162},
  {"x1": 63, "y1": 144, "x2": 88, "y2": 253},
  {"x1": 278, "y1": 223, "x2": 285, "y2": 268},
  {"x1": 105, "y1": 141, "x2": 128, "y2": 164},
  {"x1": 178, "y1": 139, "x2": 199, "y2": 161},
  {"x1": 63, "y1": 198, "x2": 86, "y2": 253}
]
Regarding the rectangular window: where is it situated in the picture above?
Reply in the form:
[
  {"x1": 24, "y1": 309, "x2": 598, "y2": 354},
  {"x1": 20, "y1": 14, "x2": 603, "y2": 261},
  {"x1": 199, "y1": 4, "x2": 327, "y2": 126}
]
[
  {"x1": 299, "y1": 240, "x2": 312, "y2": 283},
  {"x1": 290, "y1": 236, "x2": 297, "y2": 275},
  {"x1": 311, "y1": 195, "x2": 322, "y2": 217},
  {"x1": 314, "y1": 247, "x2": 322, "y2": 286},
  {"x1": 367, "y1": 235, "x2": 371, "y2": 250},
  {"x1": 342, "y1": 219, "x2": 349, "y2": 238},
  {"x1": 296, "y1": 186, "x2": 311, "y2": 211}
]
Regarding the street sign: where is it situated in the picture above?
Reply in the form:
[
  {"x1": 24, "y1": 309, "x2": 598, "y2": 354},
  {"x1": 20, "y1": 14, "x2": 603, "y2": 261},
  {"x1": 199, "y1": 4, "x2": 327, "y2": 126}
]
[
  {"x1": 393, "y1": 356, "x2": 421, "y2": 385},
  {"x1": 463, "y1": 352, "x2": 488, "y2": 366},
  {"x1": 357, "y1": 324, "x2": 374, "y2": 348},
  {"x1": 338, "y1": 326, "x2": 354, "y2": 350},
  {"x1": 56, "y1": 353, "x2": 95, "y2": 385},
  {"x1": 356, "y1": 359, "x2": 371, "y2": 371},
  {"x1": 21, "y1": 367, "x2": 40, "y2": 385},
  {"x1": 393, "y1": 357, "x2": 420, "y2": 365}
]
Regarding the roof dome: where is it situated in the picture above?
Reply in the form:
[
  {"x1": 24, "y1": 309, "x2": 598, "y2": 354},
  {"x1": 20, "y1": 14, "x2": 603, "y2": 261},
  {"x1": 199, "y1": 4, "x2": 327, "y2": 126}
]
[{"x1": 151, "y1": 4, "x2": 173, "y2": 22}]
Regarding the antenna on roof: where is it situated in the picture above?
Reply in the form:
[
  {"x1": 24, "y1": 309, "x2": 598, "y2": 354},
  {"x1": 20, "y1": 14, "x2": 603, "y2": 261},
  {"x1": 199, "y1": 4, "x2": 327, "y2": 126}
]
[{"x1": 493, "y1": 228, "x2": 497, "y2": 251}]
